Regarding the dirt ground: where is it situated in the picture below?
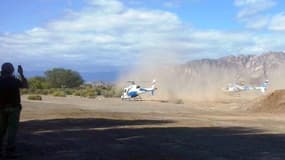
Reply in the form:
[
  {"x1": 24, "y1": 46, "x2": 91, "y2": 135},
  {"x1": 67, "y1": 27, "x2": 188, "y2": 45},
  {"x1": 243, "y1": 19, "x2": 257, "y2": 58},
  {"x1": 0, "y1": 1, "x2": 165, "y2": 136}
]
[{"x1": 13, "y1": 94, "x2": 285, "y2": 160}]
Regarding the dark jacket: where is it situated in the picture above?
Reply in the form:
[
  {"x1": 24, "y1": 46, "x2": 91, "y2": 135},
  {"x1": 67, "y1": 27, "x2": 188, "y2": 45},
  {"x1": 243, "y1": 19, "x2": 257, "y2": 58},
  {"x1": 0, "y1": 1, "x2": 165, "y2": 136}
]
[{"x1": 0, "y1": 76, "x2": 26, "y2": 107}]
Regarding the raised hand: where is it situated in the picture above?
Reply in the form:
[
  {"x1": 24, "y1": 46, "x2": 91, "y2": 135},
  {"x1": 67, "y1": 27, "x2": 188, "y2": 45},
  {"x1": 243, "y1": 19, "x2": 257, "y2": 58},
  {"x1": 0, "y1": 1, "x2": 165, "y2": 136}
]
[{"x1": 18, "y1": 65, "x2": 24, "y2": 76}]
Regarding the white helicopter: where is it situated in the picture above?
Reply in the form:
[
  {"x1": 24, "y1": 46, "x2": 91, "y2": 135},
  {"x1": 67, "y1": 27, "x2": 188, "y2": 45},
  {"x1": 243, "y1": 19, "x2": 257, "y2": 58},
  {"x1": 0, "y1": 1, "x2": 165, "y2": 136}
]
[
  {"x1": 224, "y1": 80, "x2": 269, "y2": 93},
  {"x1": 121, "y1": 80, "x2": 157, "y2": 100}
]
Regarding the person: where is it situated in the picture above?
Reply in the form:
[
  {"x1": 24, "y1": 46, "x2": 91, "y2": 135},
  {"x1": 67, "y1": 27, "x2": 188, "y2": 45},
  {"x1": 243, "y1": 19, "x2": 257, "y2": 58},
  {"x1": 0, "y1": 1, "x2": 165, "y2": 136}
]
[{"x1": 0, "y1": 63, "x2": 28, "y2": 158}]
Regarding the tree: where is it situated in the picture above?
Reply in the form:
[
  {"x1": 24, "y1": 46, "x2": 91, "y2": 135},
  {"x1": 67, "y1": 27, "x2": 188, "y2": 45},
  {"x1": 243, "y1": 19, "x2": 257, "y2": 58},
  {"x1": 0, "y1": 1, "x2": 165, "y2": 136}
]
[
  {"x1": 28, "y1": 76, "x2": 49, "y2": 89},
  {"x1": 45, "y1": 68, "x2": 84, "y2": 88}
]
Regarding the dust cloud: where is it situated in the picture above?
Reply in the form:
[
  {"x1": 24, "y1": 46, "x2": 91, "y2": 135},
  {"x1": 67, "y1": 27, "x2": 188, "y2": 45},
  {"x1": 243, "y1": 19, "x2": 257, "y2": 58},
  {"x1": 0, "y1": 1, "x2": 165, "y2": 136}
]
[
  {"x1": 116, "y1": 50, "x2": 235, "y2": 102},
  {"x1": 266, "y1": 64, "x2": 285, "y2": 91},
  {"x1": 116, "y1": 51, "x2": 285, "y2": 102}
]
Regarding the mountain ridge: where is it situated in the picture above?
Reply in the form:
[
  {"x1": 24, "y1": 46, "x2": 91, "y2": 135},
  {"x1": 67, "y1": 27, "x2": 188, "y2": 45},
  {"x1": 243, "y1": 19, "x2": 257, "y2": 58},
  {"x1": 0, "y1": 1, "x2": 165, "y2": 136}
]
[{"x1": 181, "y1": 52, "x2": 285, "y2": 85}]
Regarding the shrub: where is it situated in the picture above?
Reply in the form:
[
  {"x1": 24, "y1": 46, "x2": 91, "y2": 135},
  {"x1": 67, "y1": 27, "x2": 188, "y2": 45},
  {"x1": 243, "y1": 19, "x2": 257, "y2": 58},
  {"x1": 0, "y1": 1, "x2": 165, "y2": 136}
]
[
  {"x1": 81, "y1": 89, "x2": 96, "y2": 98},
  {"x1": 86, "y1": 92, "x2": 96, "y2": 98},
  {"x1": 21, "y1": 81, "x2": 122, "y2": 98},
  {"x1": 21, "y1": 89, "x2": 29, "y2": 95},
  {"x1": 52, "y1": 91, "x2": 66, "y2": 97},
  {"x1": 102, "y1": 90, "x2": 115, "y2": 98},
  {"x1": 102, "y1": 87, "x2": 122, "y2": 98},
  {"x1": 33, "y1": 89, "x2": 41, "y2": 95},
  {"x1": 71, "y1": 89, "x2": 98, "y2": 98},
  {"x1": 28, "y1": 77, "x2": 49, "y2": 89},
  {"x1": 27, "y1": 95, "x2": 42, "y2": 101},
  {"x1": 94, "y1": 88, "x2": 102, "y2": 95},
  {"x1": 41, "y1": 89, "x2": 50, "y2": 95},
  {"x1": 45, "y1": 68, "x2": 84, "y2": 88},
  {"x1": 48, "y1": 88, "x2": 58, "y2": 95},
  {"x1": 64, "y1": 89, "x2": 76, "y2": 95},
  {"x1": 73, "y1": 91, "x2": 82, "y2": 96}
]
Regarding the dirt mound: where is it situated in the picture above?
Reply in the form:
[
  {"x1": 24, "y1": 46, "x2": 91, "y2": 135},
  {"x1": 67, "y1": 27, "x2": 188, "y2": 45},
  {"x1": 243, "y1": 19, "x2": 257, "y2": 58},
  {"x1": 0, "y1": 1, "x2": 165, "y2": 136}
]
[{"x1": 250, "y1": 90, "x2": 285, "y2": 112}]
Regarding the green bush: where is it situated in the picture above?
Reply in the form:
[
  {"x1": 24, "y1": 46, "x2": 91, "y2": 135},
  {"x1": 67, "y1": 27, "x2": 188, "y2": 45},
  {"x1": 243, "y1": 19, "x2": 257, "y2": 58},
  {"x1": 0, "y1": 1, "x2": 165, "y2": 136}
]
[
  {"x1": 52, "y1": 91, "x2": 66, "y2": 97},
  {"x1": 101, "y1": 87, "x2": 122, "y2": 98},
  {"x1": 94, "y1": 88, "x2": 102, "y2": 95},
  {"x1": 81, "y1": 89, "x2": 96, "y2": 98},
  {"x1": 48, "y1": 88, "x2": 58, "y2": 95},
  {"x1": 21, "y1": 89, "x2": 29, "y2": 95},
  {"x1": 102, "y1": 90, "x2": 115, "y2": 98},
  {"x1": 41, "y1": 89, "x2": 49, "y2": 95},
  {"x1": 64, "y1": 89, "x2": 76, "y2": 95},
  {"x1": 28, "y1": 77, "x2": 49, "y2": 89},
  {"x1": 22, "y1": 89, "x2": 50, "y2": 95},
  {"x1": 73, "y1": 90, "x2": 82, "y2": 96},
  {"x1": 21, "y1": 81, "x2": 122, "y2": 98},
  {"x1": 27, "y1": 95, "x2": 42, "y2": 101},
  {"x1": 71, "y1": 88, "x2": 99, "y2": 98},
  {"x1": 33, "y1": 89, "x2": 47, "y2": 95},
  {"x1": 86, "y1": 92, "x2": 96, "y2": 98},
  {"x1": 45, "y1": 68, "x2": 84, "y2": 88},
  {"x1": 33, "y1": 89, "x2": 40, "y2": 95}
]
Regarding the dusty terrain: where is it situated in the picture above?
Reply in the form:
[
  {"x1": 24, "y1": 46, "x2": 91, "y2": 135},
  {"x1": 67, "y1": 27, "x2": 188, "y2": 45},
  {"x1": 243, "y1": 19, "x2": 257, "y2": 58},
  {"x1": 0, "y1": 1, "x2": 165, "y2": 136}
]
[{"x1": 15, "y1": 93, "x2": 285, "y2": 160}]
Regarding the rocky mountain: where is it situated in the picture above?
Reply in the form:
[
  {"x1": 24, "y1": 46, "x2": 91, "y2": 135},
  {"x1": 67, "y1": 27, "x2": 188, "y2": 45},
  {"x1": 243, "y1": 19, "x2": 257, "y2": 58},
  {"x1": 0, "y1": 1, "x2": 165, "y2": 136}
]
[{"x1": 181, "y1": 52, "x2": 285, "y2": 85}]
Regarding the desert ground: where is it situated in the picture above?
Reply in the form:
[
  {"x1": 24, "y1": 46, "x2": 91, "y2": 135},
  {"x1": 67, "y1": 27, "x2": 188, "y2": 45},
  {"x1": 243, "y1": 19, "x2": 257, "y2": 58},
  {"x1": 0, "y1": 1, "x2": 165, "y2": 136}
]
[{"x1": 15, "y1": 93, "x2": 285, "y2": 160}]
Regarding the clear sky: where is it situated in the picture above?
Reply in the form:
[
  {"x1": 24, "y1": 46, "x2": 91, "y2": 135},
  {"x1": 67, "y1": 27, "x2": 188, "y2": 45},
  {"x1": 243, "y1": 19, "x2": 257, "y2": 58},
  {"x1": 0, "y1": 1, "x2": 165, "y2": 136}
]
[{"x1": 0, "y1": 0, "x2": 285, "y2": 78}]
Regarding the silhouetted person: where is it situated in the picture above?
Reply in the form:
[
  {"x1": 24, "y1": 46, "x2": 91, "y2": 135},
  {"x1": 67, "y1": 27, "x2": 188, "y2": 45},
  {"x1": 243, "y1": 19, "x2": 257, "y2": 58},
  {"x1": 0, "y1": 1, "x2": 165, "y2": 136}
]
[{"x1": 0, "y1": 63, "x2": 28, "y2": 158}]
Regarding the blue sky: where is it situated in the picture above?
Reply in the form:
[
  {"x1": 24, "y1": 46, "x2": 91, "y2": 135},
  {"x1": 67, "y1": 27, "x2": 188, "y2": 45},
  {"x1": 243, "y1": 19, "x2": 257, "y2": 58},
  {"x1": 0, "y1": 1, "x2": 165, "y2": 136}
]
[{"x1": 0, "y1": 0, "x2": 285, "y2": 80}]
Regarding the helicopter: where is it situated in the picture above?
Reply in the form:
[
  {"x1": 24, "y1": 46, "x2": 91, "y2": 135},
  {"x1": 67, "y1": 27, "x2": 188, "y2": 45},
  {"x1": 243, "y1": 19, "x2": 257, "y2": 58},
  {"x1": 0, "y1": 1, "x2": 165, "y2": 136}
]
[
  {"x1": 223, "y1": 80, "x2": 269, "y2": 93},
  {"x1": 121, "y1": 80, "x2": 157, "y2": 100}
]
